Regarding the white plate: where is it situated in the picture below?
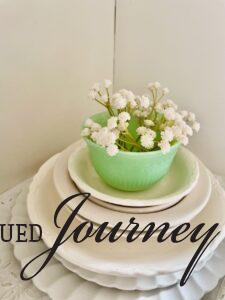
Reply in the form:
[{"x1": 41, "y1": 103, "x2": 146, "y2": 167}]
[
  {"x1": 54, "y1": 250, "x2": 214, "y2": 291},
  {"x1": 68, "y1": 140, "x2": 199, "y2": 207},
  {"x1": 11, "y1": 187, "x2": 225, "y2": 299},
  {"x1": 27, "y1": 155, "x2": 225, "y2": 277},
  {"x1": 87, "y1": 194, "x2": 185, "y2": 214},
  {"x1": 54, "y1": 143, "x2": 211, "y2": 230},
  {"x1": 54, "y1": 142, "x2": 178, "y2": 213}
]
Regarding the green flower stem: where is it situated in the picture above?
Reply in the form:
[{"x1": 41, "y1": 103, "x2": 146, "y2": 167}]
[
  {"x1": 157, "y1": 91, "x2": 164, "y2": 102},
  {"x1": 125, "y1": 134, "x2": 145, "y2": 150},
  {"x1": 124, "y1": 131, "x2": 138, "y2": 142},
  {"x1": 94, "y1": 98, "x2": 113, "y2": 116},
  {"x1": 150, "y1": 89, "x2": 155, "y2": 101},
  {"x1": 107, "y1": 104, "x2": 114, "y2": 116},
  {"x1": 149, "y1": 87, "x2": 158, "y2": 119},
  {"x1": 119, "y1": 133, "x2": 146, "y2": 151},
  {"x1": 116, "y1": 142, "x2": 127, "y2": 151},
  {"x1": 105, "y1": 88, "x2": 115, "y2": 116},
  {"x1": 118, "y1": 138, "x2": 143, "y2": 150},
  {"x1": 106, "y1": 88, "x2": 110, "y2": 99},
  {"x1": 125, "y1": 130, "x2": 136, "y2": 140},
  {"x1": 154, "y1": 110, "x2": 158, "y2": 122},
  {"x1": 95, "y1": 98, "x2": 106, "y2": 107},
  {"x1": 149, "y1": 105, "x2": 155, "y2": 119},
  {"x1": 130, "y1": 135, "x2": 140, "y2": 151}
]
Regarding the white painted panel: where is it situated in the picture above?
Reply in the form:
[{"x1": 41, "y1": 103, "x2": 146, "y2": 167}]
[
  {"x1": 115, "y1": 0, "x2": 225, "y2": 174},
  {"x1": 0, "y1": 0, "x2": 114, "y2": 192}
]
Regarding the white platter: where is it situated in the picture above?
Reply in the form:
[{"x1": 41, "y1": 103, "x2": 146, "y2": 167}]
[
  {"x1": 11, "y1": 188, "x2": 225, "y2": 300},
  {"x1": 54, "y1": 143, "x2": 211, "y2": 230},
  {"x1": 68, "y1": 140, "x2": 199, "y2": 207},
  {"x1": 27, "y1": 154, "x2": 225, "y2": 277}
]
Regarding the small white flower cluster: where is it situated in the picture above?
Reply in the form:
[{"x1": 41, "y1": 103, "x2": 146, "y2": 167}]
[
  {"x1": 81, "y1": 111, "x2": 132, "y2": 156},
  {"x1": 152, "y1": 101, "x2": 200, "y2": 154},
  {"x1": 89, "y1": 80, "x2": 112, "y2": 103},
  {"x1": 81, "y1": 118, "x2": 119, "y2": 156},
  {"x1": 107, "y1": 112, "x2": 131, "y2": 133},
  {"x1": 110, "y1": 90, "x2": 136, "y2": 110},
  {"x1": 82, "y1": 80, "x2": 200, "y2": 156},
  {"x1": 137, "y1": 127, "x2": 156, "y2": 149},
  {"x1": 159, "y1": 127, "x2": 174, "y2": 154},
  {"x1": 134, "y1": 95, "x2": 151, "y2": 118}
]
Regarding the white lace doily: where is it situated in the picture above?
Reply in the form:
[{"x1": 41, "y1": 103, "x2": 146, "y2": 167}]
[
  {"x1": 0, "y1": 176, "x2": 225, "y2": 300},
  {"x1": 0, "y1": 180, "x2": 49, "y2": 300}
]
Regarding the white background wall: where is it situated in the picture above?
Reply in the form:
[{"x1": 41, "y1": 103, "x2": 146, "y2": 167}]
[
  {"x1": 0, "y1": 0, "x2": 114, "y2": 192},
  {"x1": 1, "y1": 0, "x2": 225, "y2": 192},
  {"x1": 114, "y1": 0, "x2": 225, "y2": 175}
]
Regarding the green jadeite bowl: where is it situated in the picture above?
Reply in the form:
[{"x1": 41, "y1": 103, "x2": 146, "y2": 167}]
[{"x1": 84, "y1": 112, "x2": 180, "y2": 192}]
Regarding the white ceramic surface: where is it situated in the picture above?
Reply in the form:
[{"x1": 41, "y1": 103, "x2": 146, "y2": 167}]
[
  {"x1": 11, "y1": 190, "x2": 225, "y2": 299},
  {"x1": 54, "y1": 250, "x2": 214, "y2": 291},
  {"x1": 68, "y1": 140, "x2": 199, "y2": 207},
  {"x1": 27, "y1": 155, "x2": 225, "y2": 277},
  {"x1": 54, "y1": 142, "x2": 211, "y2": 230},
  {"x1": 54, "y1": 142, "x2": 179, "y2": 214},
  {"x1": 87, "y1": 194, "x2": 185, "y2": 214}
]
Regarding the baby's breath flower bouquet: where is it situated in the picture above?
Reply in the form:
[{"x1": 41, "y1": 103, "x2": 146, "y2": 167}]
[
  {"x1": 81, "y1": 79, "x2": 200, "y2": 191},
  {"x1": 82, "y1": 80, "x2": 200, "y2": 157}
]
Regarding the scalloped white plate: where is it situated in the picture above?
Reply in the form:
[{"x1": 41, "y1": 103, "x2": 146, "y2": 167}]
[
  {"x1": 54, "y1": 250, "x2": 214, "y2": 291},
  {"x1": 10, "y1": 188, "x2": 225, "y2": 299},
  {"x1": 54, "y1": 143, "x2": 211, "y2": 230},
  {"x1": 68, "y1": 140, "x2": 199, "y2": 207},
  {"x1": 26, "y1": 154, "x2": 225, "y2": 277}
]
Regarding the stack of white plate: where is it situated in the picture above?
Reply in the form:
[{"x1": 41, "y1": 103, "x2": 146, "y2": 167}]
[{"x1": 24, "y1": 140, "x2": 225, "y2": 299}]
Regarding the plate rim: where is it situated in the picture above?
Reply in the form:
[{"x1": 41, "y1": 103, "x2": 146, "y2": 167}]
[
  {"x1": 54, "y1": 144, "x2": 212, "y2": 230},
  {"x1": 67, "y1": 140, "x2": 199, "y2": 207}
]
